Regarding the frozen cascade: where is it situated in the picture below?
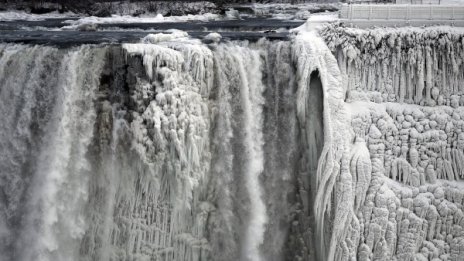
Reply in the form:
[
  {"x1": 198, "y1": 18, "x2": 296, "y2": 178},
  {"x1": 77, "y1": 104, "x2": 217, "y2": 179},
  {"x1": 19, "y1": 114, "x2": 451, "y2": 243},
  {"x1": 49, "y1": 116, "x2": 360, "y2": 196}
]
[{"x1": 2, "y1": 23, "x2": 464, "y2": 261}]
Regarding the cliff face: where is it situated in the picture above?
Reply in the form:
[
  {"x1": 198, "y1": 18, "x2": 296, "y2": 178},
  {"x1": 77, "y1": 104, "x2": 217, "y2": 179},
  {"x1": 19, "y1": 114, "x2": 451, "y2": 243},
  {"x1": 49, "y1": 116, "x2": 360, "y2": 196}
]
[{"x1": 320, "y1": 25, "x2": 464, "y2": 260}]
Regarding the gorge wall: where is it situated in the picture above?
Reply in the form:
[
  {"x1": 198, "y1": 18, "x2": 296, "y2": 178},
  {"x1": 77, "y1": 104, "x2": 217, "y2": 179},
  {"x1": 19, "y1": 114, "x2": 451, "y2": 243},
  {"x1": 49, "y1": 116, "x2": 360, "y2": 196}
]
[{"x1": 0, "y1": 24, "x2": 464, "y2": 261}]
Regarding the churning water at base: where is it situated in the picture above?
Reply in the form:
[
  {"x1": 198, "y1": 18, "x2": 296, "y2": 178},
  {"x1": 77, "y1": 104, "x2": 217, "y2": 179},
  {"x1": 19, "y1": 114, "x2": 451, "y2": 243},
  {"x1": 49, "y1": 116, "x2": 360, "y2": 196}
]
[{"x1": 0, "y1": 37, "x2": 325, "y2": 261}]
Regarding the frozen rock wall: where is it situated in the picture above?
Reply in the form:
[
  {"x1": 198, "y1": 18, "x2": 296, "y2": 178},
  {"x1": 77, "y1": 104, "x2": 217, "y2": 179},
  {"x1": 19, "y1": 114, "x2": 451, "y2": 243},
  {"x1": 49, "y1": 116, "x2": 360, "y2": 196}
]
[
  {"x1": 322, "y1": 25, "x2": 464, "y2": 260},
  {"x1": 322, "y1": 25, "x2": 464, "y2": 107}
]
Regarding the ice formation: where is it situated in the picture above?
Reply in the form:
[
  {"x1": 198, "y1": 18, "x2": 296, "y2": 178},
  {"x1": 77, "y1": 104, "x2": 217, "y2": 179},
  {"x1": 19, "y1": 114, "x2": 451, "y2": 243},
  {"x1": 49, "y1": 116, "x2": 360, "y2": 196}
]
[
  {"x1": 1, "y1": 21, "x2": 464, "y2": 261},
  {"x1": 63, "y1": 13, "x2": 221, "y2": 30},
  {"x1": 321, "y1": 24, "x2": 464, "y2": 260}
]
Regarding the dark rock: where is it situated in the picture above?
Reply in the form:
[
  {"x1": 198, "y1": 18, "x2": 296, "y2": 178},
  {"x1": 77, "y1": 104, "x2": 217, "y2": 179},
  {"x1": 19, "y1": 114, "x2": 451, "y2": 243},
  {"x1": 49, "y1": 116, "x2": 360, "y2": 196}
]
[
  {"x1": 30, "y1": 6, "x2": 57, "y2": 14},
  {"x1": 91, "y1": 8, "x2": 112, "y2": 17}
]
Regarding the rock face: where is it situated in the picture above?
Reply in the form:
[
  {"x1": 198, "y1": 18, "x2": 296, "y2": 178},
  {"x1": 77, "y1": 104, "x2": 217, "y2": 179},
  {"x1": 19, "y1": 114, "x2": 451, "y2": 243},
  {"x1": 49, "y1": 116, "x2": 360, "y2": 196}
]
[{"x1": 1, "y1": 24, "x2": 464, "y2": 261}]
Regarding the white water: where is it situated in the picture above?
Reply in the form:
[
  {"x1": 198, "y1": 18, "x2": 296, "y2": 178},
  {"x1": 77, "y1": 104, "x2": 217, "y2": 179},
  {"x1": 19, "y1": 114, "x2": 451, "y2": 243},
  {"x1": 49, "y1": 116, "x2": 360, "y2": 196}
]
[
  {"x1": 0, "y1": 45, "x2": 106, "y2": 260},
  {"x1": 222, "y1": 45, "x2": 267, "y2": 261}
]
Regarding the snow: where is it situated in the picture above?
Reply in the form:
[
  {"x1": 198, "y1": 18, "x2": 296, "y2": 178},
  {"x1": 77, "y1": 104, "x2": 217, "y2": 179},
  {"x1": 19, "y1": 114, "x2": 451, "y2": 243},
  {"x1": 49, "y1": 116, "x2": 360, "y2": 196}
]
[
  {"x1": 141, "y1": 30, "x2": 190, "y2": 44},
  {"x1": 62, "y1": 13, "x2": 220, "y2": 29},
  {"x1": 203, "y1": 32, "x2": 222, "y2": 43},
  {"x1": 307, "y1": 12, "x2": 338, "y2": 22},
  {"x1": 290, "y1": 12, "x2": 339, "y2": 34}
]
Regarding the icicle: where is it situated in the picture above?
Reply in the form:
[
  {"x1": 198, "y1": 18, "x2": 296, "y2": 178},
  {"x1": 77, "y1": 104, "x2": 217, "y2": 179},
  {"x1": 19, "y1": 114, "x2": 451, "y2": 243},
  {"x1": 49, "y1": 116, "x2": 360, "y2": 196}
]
[{"x1": 350, "y1": 137, "x2": 372, "y2": 213}]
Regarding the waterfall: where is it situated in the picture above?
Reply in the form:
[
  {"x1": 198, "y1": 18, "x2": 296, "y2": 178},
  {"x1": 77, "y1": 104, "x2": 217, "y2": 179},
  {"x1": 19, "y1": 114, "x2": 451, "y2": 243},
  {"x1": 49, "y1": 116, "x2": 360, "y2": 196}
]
[
  {"x1": 0, "y1": 32, "x2": 342, "y2": 261},
  {"x1": 5, "y1": 6, "x2": 464, "y2": 259},
  {"x1": 0, "y1": 44, "x2": 107, "y2": 261},
  {"x1": 215, "y1": 44, "x2": 267, "y2": 261}
]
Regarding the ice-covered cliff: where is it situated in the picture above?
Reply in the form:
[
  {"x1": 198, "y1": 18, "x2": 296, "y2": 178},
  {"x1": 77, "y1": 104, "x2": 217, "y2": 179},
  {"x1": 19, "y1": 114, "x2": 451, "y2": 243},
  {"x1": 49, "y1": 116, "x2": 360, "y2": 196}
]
[
  {"x1": 1, "y1": 21, "x2": 464, "y2": 261},
  {"x1": 321, "y1": 25, "x2": 464, "y2": 260}
]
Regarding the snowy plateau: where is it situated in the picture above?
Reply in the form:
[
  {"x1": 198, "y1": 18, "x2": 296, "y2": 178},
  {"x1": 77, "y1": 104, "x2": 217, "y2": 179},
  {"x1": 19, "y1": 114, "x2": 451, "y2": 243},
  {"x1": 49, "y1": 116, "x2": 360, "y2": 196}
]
[{"x1": 1, "y1": 2, "x2": 464, "y2": 261}]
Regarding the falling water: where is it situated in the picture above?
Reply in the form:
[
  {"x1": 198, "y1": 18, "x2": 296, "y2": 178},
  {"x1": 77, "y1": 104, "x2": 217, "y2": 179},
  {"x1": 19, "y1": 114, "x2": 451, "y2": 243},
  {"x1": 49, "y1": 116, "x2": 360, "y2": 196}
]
[
  {"x1": 215, "y1": 44, "x2": 267, "y2": 261},
  {"x1": 0, "y1": 44, "x2": 106, "y2": 261}
]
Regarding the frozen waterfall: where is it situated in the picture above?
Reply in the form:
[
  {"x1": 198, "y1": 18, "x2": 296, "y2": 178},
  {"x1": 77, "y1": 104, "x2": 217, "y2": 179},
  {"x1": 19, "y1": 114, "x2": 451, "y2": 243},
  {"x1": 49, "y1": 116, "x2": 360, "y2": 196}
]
[
  {"x1": 0, "y1": 34, "x2": 331, "y2": 261},
  {"x1": 2, "y1": 22, "x2": 464, "y2": 261}
]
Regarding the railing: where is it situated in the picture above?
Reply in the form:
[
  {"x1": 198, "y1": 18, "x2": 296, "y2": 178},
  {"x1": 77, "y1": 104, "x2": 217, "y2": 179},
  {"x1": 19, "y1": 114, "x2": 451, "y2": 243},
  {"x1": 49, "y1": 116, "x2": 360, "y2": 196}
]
[{"x1": 340, "y1": 4, "x2": 464, "y2": 21}]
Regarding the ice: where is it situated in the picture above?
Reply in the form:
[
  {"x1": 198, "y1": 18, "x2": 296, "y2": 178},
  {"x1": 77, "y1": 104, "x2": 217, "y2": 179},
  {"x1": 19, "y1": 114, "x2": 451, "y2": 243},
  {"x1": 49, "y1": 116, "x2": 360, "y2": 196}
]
[
  {"x1": 141, "y1": 30, "x2": 190, "y2": 44},
  {"x1": 63, "y1": 13, "x2": 220, "y2": 29},
  {"x1": 327, "y1": 23, "x2": 464, "y2": 260},
  {"x1": 203, "y1": 32, "x2": 222, "y2": 43}
]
